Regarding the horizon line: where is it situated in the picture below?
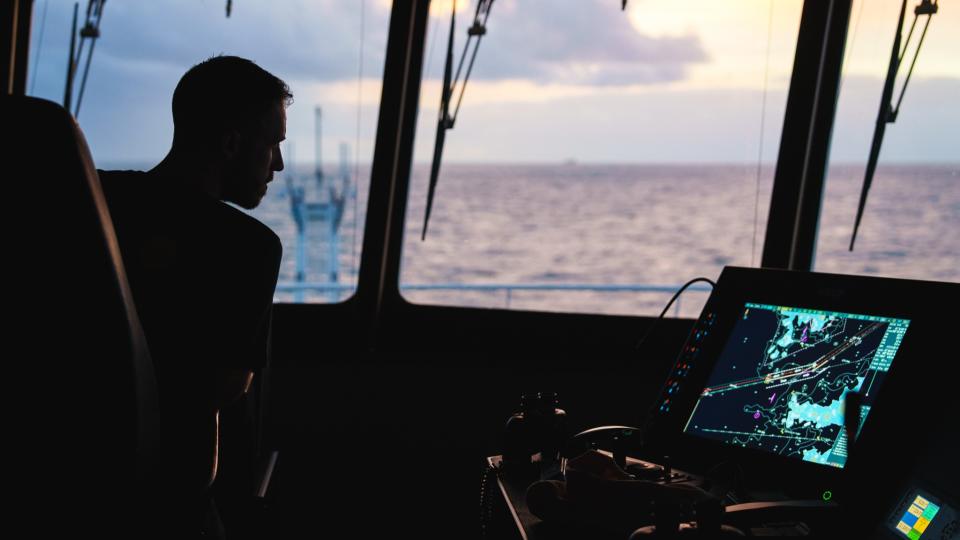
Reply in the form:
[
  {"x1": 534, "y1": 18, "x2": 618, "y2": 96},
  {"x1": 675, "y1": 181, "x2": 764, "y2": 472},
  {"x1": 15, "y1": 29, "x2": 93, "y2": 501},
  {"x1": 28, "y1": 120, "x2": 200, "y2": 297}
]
[{"x1": 97, "y1": 159, "x2": 960, "y2": 170}]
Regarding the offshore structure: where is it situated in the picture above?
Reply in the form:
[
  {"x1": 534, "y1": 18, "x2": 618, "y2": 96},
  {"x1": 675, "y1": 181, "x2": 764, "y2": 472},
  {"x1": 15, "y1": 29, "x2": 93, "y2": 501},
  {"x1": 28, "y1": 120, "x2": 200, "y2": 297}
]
[{"x1": 285, "y1": 106, "x2": 354, "y2": 302}]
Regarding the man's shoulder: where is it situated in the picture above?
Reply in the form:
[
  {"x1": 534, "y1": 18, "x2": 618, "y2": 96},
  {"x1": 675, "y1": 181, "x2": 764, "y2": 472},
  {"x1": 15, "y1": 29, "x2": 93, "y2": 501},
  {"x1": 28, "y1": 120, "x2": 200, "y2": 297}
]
[
  {"x1": 98, "y1": 168, "x2": 280, "y2": 261},
  {"x1": 97, "y1": 168, "x2": 147, "y2": 181},
  {"x1": 97, "y1": 169, "x2": 150, "y2": 196},
  {"x1": 213, "y1": 202, "x2": 282, "y2": 257},
  {"x1": 97, "y1": 169, "x2": 163, "y2": 227}
]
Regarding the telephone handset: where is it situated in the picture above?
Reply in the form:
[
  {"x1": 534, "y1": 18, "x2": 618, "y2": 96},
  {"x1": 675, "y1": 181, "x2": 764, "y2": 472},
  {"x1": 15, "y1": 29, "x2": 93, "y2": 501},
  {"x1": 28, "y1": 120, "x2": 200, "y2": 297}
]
[
  {"x1": 563, "y1": 425, "x2": 641, "y2": 469},
  {"x1": 501, "y1": 392, "x2": 566, "y2": 469}
]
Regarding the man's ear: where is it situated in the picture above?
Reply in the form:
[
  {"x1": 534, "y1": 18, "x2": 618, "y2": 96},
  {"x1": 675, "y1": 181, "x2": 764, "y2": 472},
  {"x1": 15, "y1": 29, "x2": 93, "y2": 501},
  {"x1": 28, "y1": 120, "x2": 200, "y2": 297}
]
[{"x1": 221, "y1": 130, "x2": 242, "y2": 160}]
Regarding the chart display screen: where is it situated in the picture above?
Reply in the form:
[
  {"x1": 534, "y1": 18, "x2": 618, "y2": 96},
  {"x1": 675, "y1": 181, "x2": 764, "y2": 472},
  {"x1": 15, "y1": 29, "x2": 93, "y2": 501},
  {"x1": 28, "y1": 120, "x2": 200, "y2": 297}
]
[{"x1": 683, "y1": 303, "x2": 910, "y2": 468}]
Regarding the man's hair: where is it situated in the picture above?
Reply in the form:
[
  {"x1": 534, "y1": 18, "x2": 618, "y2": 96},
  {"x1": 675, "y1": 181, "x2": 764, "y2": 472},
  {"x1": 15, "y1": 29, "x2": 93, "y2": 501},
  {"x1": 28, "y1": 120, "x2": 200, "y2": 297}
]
[{"x1": 171, "y1": 55, "x2": 292, "y2": 149}]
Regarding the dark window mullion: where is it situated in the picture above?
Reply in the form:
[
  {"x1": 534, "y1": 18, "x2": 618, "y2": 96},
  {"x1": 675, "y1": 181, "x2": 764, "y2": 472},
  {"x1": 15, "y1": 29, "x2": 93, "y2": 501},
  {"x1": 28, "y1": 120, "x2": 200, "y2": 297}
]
[
  {"x1": 762, "y1": 0, "x2": 851, "y2": 271},
  {"x1": 356, "y1": 0, "x2": 430, "y2": 344}
]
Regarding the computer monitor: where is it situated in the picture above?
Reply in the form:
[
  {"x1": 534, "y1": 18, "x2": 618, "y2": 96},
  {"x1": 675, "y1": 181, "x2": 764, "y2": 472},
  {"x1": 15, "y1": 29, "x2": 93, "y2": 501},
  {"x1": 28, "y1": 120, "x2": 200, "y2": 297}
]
[
  {"x1": 644, "y1": 267, "x2": 954, "y2": 499},
  {"x1": 681, "y1": 302, "x2": 910, "y2": 469}
]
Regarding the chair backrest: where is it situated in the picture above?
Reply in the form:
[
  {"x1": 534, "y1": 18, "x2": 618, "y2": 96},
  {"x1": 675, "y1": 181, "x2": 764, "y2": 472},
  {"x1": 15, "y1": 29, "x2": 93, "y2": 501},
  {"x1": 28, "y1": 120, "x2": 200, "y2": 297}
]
[{"x1": 4, "y1": 95, "x2": 158, "y2": 525}]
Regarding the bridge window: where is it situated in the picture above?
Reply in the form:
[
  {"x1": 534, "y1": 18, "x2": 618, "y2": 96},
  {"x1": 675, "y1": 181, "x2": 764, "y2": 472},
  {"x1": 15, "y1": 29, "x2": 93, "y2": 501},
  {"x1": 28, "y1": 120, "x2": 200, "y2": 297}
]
[
  {"x1": 400, "y1": 0, "x2": 804, "y2": 317},
  {"x1": 27, "y1": 1, "x2": 392, "y2": 303},
  {"x1": 814, "y1": 0, "x2": 960, "y2": 282}
]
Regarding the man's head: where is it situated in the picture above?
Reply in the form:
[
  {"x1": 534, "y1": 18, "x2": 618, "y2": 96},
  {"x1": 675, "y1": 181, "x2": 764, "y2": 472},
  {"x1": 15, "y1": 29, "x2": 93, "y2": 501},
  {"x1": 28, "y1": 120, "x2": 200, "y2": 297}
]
[{"x1": 171, "y1": 55, "x2": 291, "y2": 209}]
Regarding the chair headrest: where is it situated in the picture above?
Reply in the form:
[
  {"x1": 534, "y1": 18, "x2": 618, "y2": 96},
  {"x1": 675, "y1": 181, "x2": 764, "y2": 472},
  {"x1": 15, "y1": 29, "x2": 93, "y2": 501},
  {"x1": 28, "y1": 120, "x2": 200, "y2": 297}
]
[{"x1": 2, "y1": 94, "x2": 158, "y2": 502}]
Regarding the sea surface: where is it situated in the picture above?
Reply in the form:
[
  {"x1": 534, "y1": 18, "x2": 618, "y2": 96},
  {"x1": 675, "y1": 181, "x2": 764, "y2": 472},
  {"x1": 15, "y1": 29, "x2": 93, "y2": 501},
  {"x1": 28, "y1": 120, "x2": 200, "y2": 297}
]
[{"x1": 106, "y1": 162, "x2": 960, "y2": 318}]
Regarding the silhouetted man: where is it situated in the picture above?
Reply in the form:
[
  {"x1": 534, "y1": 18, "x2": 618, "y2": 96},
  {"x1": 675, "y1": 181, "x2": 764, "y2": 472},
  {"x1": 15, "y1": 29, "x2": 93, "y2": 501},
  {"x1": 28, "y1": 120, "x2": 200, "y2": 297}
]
[{"x1": 99, "y1": 55, "x2": 289, "y2": 537}]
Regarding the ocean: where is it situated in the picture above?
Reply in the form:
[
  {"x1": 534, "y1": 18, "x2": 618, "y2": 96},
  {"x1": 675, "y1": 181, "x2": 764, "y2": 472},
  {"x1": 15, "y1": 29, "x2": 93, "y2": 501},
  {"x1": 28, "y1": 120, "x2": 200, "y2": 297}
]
[{"x1": 156, "y1": 162, "x2": 959, "y2": 318}]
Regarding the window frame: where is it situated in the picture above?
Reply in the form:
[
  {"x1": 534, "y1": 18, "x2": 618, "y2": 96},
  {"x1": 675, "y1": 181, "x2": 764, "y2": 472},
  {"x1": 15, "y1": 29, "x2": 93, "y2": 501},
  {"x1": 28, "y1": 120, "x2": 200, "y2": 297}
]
[
  {"x1": 5, "y1": 0, "x2": 856, "y2": 362},
  {"x1": 347, "y1": 0, "x2": 850, "y2": 356}
]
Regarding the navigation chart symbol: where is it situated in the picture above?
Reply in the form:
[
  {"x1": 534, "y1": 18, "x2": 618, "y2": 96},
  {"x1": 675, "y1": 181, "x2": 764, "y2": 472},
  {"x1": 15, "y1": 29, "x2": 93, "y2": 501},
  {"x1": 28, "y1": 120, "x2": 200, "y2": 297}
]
[
  {"x1": 768, "y1": 393, "x2": 776, "y2": 404},
  {"x1": 753, "y1": 411, "x2": 761, "y2": 420}
]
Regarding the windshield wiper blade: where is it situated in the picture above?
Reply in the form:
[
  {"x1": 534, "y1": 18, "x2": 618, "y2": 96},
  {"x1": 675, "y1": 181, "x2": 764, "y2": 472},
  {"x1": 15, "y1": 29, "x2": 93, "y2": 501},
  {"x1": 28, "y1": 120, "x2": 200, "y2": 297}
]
[
  {"x1": 422, "y1": 2, "x2": 456, "y2": 242},
  {"x1": 850, "y1": 0, "x2": 937, "y2": 251}
]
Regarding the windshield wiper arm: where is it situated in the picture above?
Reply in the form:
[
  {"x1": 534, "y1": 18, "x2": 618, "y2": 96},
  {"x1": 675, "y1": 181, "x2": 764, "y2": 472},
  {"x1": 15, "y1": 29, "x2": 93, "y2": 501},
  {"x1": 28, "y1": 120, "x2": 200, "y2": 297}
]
[
  {"x1": 422, "y1": 0, "x2": 495, "y2": 241},
  {"x1": 63, "y1": 0, "x2": 107, "y2": 118},
  {"x1": 850, "y1": 0, "x2": 937, "y2": 251}
]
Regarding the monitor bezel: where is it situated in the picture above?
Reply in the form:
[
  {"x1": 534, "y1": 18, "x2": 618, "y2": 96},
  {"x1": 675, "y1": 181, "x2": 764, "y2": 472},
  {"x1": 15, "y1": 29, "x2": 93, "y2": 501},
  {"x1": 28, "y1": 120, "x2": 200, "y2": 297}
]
[{"x1": 641, "y1": 267, "x2": 953, "y2": 499}]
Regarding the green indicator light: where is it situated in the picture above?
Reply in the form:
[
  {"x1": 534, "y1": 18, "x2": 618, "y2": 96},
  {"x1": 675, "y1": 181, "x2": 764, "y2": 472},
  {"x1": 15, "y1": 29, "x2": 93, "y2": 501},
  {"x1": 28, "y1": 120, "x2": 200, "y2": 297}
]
[{"x1": 822, "y1": 490, "x2": 833, "y2": 501}]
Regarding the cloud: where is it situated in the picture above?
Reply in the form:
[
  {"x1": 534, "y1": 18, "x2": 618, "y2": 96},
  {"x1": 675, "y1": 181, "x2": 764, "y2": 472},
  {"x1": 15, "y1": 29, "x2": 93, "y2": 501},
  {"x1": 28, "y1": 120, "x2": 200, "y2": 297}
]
[
  {"x1": 84, "y1": 0, "x2": 392, "y2": 84},
  {"x1": 425, "y1": 0, "x2": 708, "y2": 85},
  {"x1": 28, "y1": 1, "x2": 397, "y2": 165},
  {"x1": 28, "y1": 1, "x2": 956, "y2": 165},
  {"x1": 34, "y1": 0, "x2": 703, "y2": 95}
]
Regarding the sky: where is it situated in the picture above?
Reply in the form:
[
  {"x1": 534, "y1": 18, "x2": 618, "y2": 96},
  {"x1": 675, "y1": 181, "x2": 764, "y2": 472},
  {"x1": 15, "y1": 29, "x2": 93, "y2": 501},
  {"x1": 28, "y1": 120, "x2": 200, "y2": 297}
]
[{"x1": 25, "y1": 0, "x2": 960, "y2": 167}]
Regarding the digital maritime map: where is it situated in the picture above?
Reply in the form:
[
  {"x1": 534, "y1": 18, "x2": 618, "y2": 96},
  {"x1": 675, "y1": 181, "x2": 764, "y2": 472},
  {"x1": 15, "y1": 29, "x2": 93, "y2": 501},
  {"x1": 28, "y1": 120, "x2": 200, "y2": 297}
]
[{"x1": 683, "y1": 303, "x2": 910, "y2": 468}]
